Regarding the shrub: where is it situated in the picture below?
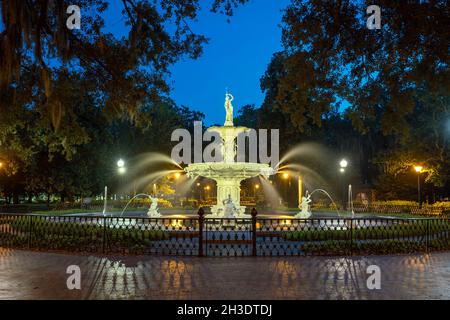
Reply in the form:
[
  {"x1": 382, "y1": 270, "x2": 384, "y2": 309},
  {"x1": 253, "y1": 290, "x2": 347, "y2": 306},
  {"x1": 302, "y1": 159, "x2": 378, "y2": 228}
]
[{"x1": 2, "y1": 215, "x2": 170, "y2": 254}]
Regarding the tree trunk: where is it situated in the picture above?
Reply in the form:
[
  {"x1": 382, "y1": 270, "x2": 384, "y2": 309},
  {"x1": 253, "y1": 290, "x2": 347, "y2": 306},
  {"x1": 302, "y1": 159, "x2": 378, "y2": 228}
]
[
  {"x1": 13, "y1": 193, "x2": 19, "y2": 204},
  {"x1": 46, "y1": 192, "x2": 51, "y2": 209}
]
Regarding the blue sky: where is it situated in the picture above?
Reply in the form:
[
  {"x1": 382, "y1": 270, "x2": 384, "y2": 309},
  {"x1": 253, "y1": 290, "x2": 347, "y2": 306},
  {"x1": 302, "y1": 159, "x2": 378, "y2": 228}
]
[
  {"x1": 104, "y1": 0, "x2": 290, "y2": 125},
  {"x1": 92, "y1": 0, "x2": 290, "y2": 126},
  {"x1": 167, "y1": 1, "x2": 290, "y2": 125}
]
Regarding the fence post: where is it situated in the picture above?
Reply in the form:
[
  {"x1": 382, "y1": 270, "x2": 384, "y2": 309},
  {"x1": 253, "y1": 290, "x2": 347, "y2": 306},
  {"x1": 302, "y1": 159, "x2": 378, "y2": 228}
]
[
  {"x1": 198, "y1": 207, "x2": 205, "y2": 257},
  {"x1": 426, "y1": 219, "x2": 430, "y2": 253},
  {"x1": 102, "y1": 216, "x2": 107, "y2": 254},
  {"x1": 251, "y1": 208, "x2": 258, "y2": 257},
  {"x1": 28, "y1": 215, "x2": 33, "y2": 249},
  {"x1": 349, "y1": 219, "x2": 353, "y2": 256}
]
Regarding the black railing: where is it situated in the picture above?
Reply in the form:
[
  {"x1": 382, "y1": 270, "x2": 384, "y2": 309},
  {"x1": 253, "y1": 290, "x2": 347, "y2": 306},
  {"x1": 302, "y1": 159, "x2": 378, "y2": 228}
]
[{"x1": 0, "y1": 210, "x2": 449, "y2": 256}]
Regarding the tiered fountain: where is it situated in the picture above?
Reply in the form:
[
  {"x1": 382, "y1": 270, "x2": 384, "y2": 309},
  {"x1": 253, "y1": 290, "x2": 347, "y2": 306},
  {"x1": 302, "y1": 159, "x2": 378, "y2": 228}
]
[{"x1": 185, "y1": 93, "x2": 273, "y2": 217}]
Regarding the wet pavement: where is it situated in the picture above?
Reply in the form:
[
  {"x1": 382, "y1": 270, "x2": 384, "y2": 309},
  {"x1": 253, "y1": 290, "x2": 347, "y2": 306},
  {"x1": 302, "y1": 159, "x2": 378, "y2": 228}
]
[{"x1": 0, "y1": 248, "x2": 449, "y2": 299}]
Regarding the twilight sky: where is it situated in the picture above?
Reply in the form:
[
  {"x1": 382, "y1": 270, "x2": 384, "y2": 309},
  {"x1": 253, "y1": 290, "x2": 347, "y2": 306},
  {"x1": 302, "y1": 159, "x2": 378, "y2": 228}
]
[
  {"x1": 105, "y1": 0, "x2": 290, "y2": 126},
  {"x1": 168, "y1": 1, "x2": 290, "y2": 125}
]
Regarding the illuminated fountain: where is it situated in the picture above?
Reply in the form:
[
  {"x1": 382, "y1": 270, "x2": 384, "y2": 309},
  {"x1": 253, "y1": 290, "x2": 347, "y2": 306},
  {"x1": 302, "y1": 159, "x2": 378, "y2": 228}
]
[{"x1": 185, "y1": 93, "x2": 273, "y2": 217}]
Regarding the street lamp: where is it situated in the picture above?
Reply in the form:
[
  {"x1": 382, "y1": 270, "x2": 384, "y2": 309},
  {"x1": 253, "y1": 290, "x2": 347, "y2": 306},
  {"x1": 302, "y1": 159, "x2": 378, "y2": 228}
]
[
  {"x1": 117, "y1": 159, "x2": 126, "y2": 174},
  {"x1": 254, "y1": 183, "x2": 260, "y2": 198},
  {"x1": 173, "y1": 172, "x2": 182, "y2": 205},
  {"x1": 339, "y1": 159, "x2": 348, "y2": 209},
  {"x1": 116, "y1": 159, "x2": 127, "y2": 200},
  {"x1": 281, "y1": 172, "x2": 291, "y2": 207},
  {"x1": 414, "y1": 165, "x2": 424, "y2": 207},
  {"x1": 205, "y1": 185, "x2": 210, "y2": 200}
]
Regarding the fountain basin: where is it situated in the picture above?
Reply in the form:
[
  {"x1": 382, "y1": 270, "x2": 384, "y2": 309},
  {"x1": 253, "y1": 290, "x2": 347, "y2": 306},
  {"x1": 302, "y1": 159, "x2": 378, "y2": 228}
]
[{"x1": 185, "y1": 162, "x2": 272, "y2": 179}]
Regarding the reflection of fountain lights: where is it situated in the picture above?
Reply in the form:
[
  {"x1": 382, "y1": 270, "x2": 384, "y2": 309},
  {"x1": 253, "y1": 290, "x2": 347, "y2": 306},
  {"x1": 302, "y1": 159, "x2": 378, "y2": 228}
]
[{"x1": 168, "y1": 219, "x2": 185, "y2": 228}]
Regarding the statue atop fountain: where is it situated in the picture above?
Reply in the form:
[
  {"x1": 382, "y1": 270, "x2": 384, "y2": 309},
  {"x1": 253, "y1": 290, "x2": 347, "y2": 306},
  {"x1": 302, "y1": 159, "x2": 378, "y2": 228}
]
[
  {"x1": 295, "y1": 193, "x2": 312, "y2": 218},
  {"x1": 224, "y1": 93, "x2": 234, "y2": 126},
  {"x1": 147, "y1": 195, "x2": 161, "y2": 218}
]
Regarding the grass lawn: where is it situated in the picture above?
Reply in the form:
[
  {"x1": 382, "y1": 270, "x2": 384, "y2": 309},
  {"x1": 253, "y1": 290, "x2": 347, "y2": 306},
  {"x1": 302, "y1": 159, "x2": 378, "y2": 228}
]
[{"x1": 31, "y1": 208, "x2": 146, "y2": 216}]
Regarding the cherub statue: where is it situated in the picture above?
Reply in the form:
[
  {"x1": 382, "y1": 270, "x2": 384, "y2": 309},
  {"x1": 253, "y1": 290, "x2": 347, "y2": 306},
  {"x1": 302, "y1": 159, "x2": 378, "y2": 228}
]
[
  {"x1": 147, "y1": 195, "x2": 161, "y2": 218},
  {"x1": 222, "y1": 194, "x2": 238, "y2": 218},
  {"x1": 295, "y1": 193, "x2": 312, "y2": 218}
]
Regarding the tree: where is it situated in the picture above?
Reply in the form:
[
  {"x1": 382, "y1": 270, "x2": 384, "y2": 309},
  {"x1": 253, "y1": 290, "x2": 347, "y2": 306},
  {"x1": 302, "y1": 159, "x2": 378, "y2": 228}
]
[
  {"x1": 0, "y1": 0, "x2": 247, "y2": 162},
  {"x1": 258, "y1": 0, "x2": 450, "y2": 197},
  {"x1": 274, "y1": 0, "x2": 449, "y2": 135}
]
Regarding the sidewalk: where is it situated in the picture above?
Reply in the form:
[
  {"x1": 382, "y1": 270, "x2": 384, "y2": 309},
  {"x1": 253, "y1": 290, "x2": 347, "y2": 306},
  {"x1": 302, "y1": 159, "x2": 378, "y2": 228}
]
[{"x1": 1, "y1": 248, "x2": 449, "y2": 299}]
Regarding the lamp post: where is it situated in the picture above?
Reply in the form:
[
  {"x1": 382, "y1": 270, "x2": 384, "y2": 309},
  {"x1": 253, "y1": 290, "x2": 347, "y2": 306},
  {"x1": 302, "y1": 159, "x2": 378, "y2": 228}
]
[
  {"x1": 205, "y1": 185, "x2": 210, "y2": 200},
  {"x1": 174, "y1": 172, "x2": 181, "y2": 206},
  {"x1": 282, "y1": 172, "x2": 290, "y2": 207},
  {"x1": 196, "y1": 182, "x2": 201, "y2": 202},
  {"x1": 414, "y1": 165, "x2": 423, "y2": 208},
  {"x1": 117, "y1": 159, "x2": 126, "y2": 199},
  {"x1": 339, "y1": 159, "x2": 348, "y2": 210},
  {"x1": 298, "y1": 174, "x2": 303, "y2": 209},
  {"x1": 254, "y1": 183, "x2": 260, "y2": 198}
]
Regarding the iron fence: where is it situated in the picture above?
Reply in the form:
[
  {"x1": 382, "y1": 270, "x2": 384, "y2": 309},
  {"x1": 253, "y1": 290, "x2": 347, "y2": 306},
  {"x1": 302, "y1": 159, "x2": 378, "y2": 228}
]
[{"x1": 0, "y1": 209, "x2": 449, "y2": 256}]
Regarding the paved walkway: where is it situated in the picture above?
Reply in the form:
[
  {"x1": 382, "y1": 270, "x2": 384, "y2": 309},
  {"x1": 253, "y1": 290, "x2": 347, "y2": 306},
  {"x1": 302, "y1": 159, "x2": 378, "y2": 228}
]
[{"x1": 0, "y1": 248, "x2": 449, "y2": 299}]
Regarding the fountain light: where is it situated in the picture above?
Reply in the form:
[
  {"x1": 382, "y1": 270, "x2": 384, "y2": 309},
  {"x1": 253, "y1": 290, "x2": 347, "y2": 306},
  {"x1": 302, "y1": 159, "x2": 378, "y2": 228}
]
[
  {"x1": 339, "y1": 159, "x2": 348, "y2": 168},
  {"x1": 117, "y1": 159, "x2": 125, "y2": 168}
]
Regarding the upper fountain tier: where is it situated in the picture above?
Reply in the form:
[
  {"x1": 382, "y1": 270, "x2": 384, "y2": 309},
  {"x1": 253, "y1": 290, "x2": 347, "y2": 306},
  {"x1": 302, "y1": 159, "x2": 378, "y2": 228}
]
[{"x1": 185, "y1": 93, "x2": 273, "y2": 177}]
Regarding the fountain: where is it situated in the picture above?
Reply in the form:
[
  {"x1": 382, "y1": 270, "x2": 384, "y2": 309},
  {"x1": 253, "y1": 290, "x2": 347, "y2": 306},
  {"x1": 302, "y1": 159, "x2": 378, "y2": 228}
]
[
  {"x1": 295, "y1": 193, "x2": 312, "y2": 218},
  {"x1": 185, "y1": 93, "x2": 273, "y2": 217},
  {"x1": 120, "y1": 193, "x2": 161, "y2": 218},
  {"x1": 348, "y1": 184, "x2": 355, "y2": 217},
  {"x1": 307, "y1": 189, "x2": 342, "y2": 217},
  {"x1": 294, "y1": 188, "x2": 342, "y2": 219}
]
